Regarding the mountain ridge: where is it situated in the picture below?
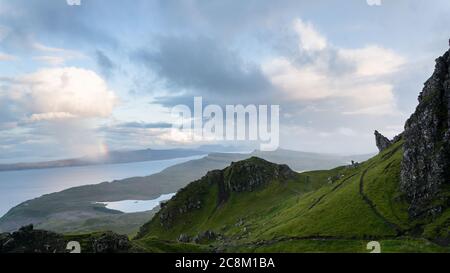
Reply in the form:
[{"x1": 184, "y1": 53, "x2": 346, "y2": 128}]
[{"x1": 0, "y1": 148, "x2": 206, "y2": 172}]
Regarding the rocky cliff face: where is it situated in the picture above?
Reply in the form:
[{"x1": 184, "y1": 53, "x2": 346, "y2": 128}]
[
  {"x1": 374, "y1": 130, "x2": 392, "y2": 152},
  {"x1": 400, "y1": 49, "x2": 450, "y2": 218}
]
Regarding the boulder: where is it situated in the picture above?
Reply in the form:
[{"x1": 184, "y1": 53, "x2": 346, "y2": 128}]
[
  {"x1": 193, "y1": 230, "x2": 217, "y2": 244},
  {"x1": 178, "y1": 233, "x2": 190, "y2": 243},
  {"x1": 0, "y1": 225, "x2": 131, "y2": 253},
  {"x1": 90, "y1": 231, "x2": 131, "y2": 253},
  {"x1": 0, "y1": 225, "x2": 66, "y2": 253}
]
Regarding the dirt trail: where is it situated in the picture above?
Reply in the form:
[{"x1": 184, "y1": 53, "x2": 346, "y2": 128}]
[{"x1": 359, "y1": 165, "x2": 403, "y2": 235}]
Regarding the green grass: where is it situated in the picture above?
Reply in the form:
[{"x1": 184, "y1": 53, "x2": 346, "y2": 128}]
[
  {"x1": 423, "y1": 208, "x2": 450, "y2": 239},
  {"x1": 132, "y1": 237, "x2": 210, "y2": 253},
  {"x1": 362, "y1": 142, "x2": 410, "y2": 229},
  {"x1": 226, "y1": 238, "x2": 449, "y2": 253},
  {"x1": 134, "y1": 142, "x2": 450, "y2": 253},
  {"x1": 37, "y1": 210, "x2": 156, "y2": 236}
]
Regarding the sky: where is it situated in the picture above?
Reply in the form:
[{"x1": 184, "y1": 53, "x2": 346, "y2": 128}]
[{"x1": 0, "y1": 0, "x2": 449, "y2": 163}]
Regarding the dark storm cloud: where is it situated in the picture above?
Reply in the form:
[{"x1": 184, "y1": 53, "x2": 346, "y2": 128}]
[
  {"x1": 95, "y1": 50, "x2": 116, "y2": 78},
  {"x1": 132, "y1": 36, "x2": 276, "y2": 106},
  {"x1": 0, "y1": 0, "x2": 118, "y2": 51}
]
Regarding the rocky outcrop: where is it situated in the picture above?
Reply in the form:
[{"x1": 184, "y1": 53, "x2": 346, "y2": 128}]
[
  {"x1": 392, "y1": 132, "x2": 404, "y2": 144},
  {"x1": 137, "y1": 157, "x2": 296, "y2": 234},
  {"x1": 177, "y1": 233, "x2": 190, "y2": 243},
  {"x1": 177, "y1": 230, "x2": 218, "y2": 244},
  {"x1": 0, "y1": 225, "x2": 66, "y2": 253},
  {"x1": 374, "y1": 131, "x2": 404, "y2": 153},
  {"x1": 193, "y1": 230, "x2": 218, "y2": 244},
  {"x1": 374, "y1": 130, "x2": 392, "y2": 152},
  {"x1": 327, "y1": 174, "x2": 344, "y2": 184},
  {"x1": 89, "y1": 231, "x2": 131, "y2": 253},
  {"x1": 400, "y1": 49, "x2": 450, "y2": 218},
  {"x1": 0, "y1": 224, "x2": 131, "y2": 253},
  {"x1": 223, "y1": 157, "x2": 296, "y2": 193}
]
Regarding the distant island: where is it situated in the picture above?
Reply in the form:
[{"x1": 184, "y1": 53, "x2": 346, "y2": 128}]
[{"x1": 0, "y1": 148, "x2": 207, "y2": 172}]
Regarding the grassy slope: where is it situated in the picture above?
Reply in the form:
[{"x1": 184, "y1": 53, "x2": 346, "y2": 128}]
[
  {"x1": 131, "y1": 237, "x2": 210, "y2": 253},
  {"x1": 135, "y1": 141, "x2": 450, "y2": 253},
  {"x1": 37, "y1": 210, "x2": 156, "y2": 237},
  {"x1": 0, "y1": 150, "x2": 371, "y2": 234}
]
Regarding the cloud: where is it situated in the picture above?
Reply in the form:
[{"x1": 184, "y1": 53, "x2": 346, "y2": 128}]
[
  {"x1": 0, "y1": 0, "x2": 118, "y2": 52},
  {"x1": 337, "y1": 46, "x2": 405, "y2": 77},
  {"x1": 0, "y1": 25, "x2": 9, "y2": 41},
  {"x1": 1, "y1": 67, "x2": 117, "y2": 121},
  {"x1": 116, "y1": 121, "x2": 173, "y2": 129},
  {"x1": 97, "y1": 121, "x2": 181, "y2": 150},
  {"x1": 0, "y1": 122, "x2": 17, "y2": 131},
  {"x1": 32, "y1": 42, "x2": 81, "y2": 55},
  {"x1": 32, "y1": 42, "x2": 85, "y2": 66},
  {"x1": 95, "y1": 50, "x2": 116, "y2": 78},
  {"x1": 132, "y1": 35, "x2": 275, "y2": 106},
  {"x1": 293, "y1": 18, "x2": 327, "y2": 51},
  {"x1": 0, "y1": 52, "x2": 16, "y2": 61},
  {"x1": 32, "y1": 56, "x2": 66, "y2": 66},
  {"x1": 0, "y1": 67, "x2": 118, "y2": 158},
  {"x1": 99, "y1": 124, "x2": 179, "y2": 150},
  {"x1": 1, "y1": 1, "x2": 442, "y2": 158},
  {"x1": 27, "y1": 112, "x2": 77, "y2": 122},
  {"x1": 262, "y1": 18, "x2": 405, "y2": 116}
]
